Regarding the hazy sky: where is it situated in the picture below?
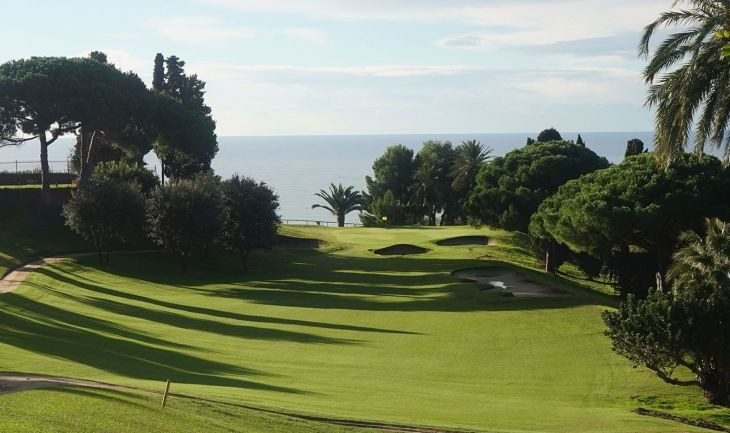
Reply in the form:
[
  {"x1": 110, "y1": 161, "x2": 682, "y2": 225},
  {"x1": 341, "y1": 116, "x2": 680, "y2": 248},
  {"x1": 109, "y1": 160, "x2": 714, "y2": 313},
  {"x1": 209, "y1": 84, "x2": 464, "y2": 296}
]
[{"x1": 1, "y1": 0, "x2": 673, "y2": 135}]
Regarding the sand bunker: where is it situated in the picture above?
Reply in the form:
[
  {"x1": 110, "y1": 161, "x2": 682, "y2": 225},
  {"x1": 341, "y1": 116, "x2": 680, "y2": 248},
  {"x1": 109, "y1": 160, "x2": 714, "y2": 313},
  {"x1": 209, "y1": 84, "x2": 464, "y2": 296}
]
[
  {"x1": 276, "y1": 235, "x2": 324, "y2": 249},
  {"x1": 373, "y1": 244, "x2": 429, "y2": 256},
  {"x1": 453, "y1": 267, "x2": 565, "y2": 297},
  {"x1": 435, "y1": 236, "x2": 490, "y2": 247}
]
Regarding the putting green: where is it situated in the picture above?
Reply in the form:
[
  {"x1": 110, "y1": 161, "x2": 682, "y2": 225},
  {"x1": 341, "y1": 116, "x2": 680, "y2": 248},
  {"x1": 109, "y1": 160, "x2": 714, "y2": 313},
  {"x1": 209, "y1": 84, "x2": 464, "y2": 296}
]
[{"x1": 0, "y1": 226, "x2": 722, "y2": 432}]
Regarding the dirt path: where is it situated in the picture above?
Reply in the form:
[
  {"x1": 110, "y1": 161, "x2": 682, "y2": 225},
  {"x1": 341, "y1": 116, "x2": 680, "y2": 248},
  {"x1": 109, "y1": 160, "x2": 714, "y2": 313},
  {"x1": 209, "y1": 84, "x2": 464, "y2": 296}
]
[
  {"x1": 0, "y1": 256, "x2": 82, "y2": 294},
  {"x1": 0, "y1": 251, "x2": 160, "y2": 295}
]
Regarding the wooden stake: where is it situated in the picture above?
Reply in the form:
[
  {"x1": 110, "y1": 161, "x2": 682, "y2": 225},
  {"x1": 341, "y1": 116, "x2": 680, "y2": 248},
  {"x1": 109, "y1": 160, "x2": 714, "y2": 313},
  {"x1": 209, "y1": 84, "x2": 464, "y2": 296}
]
[{"x1": 161, "y1": 379, "x2": 171, "y2": 408}]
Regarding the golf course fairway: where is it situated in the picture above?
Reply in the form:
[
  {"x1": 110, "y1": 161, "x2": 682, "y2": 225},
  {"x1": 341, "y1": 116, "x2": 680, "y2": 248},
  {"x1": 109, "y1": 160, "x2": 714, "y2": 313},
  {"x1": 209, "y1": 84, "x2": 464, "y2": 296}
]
[{"x1": 0, "y1": 226, "x2": 726, "y2": 432}]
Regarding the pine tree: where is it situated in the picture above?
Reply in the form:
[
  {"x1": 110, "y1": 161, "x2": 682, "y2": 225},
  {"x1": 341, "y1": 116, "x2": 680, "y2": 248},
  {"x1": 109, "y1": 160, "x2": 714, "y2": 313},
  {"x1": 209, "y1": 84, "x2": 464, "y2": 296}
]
[
  {"x1": 152, "y1": 53, "x2": 165, "y2": 91},
  {"x1": 576, "y1": 134, "x2": 585, "y2": 147}
]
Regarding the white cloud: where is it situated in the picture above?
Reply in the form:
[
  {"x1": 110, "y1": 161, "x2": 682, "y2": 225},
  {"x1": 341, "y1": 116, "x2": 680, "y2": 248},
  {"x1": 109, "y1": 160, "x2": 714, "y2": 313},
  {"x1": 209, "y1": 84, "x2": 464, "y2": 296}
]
[
  {"x1": 194, "y1": 64, "x2": 484, "y2": 79},
  {"x1": 279, "y1": 28, "x2": 328, "y2": 45},
  {"x1": 154, "y1": 17, "x2": 255, "y2": 44}
]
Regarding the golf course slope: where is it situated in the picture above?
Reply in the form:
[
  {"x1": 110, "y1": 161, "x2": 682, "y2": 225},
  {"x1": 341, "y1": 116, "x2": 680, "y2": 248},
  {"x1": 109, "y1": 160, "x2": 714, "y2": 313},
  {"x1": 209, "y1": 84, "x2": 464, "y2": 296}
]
[{"x1": 0, "y1": 225, "x2": 728, "y2": 432}]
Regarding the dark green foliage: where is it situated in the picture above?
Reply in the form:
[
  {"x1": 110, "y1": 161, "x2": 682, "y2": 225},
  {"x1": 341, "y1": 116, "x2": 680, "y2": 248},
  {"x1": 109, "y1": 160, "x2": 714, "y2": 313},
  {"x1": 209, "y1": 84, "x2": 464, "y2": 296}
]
[
  {"x1": 537, "y1": 128, "x2": 562, "y2": 142},
  {"x1": 465, "y1": 140, "x2": 609, "y2": 232},
  {"x1": 0, "y1": 56, "x2": 155, "y2": 190},
  {"x1": 450, "y1": 140, "x2": 492, "y2": 192},
  {"x1": 63, "y1": 177, "x2": 146, "y2": 262},
  {"x1": 411, "y1": 141, "x2": 455, "y2": 226},
  {"x1": 530, "y1": 153, "x2": 730, "y2": 295},
  {"x1": 576, "y1": 134, "x2": 585, "y2": 147},
  {"x1": 640, "y1": 1, "x2": 729, "y2": 165},
  {"x1": 525, "y1": 137, "x2": 535, "y2": 146},
  {"x1": 152, "y1": 53, "x2": 165, "y2": 91},
  {"x1": 92, "y1": 161, "x2": 159, "y2": 194},
  {"x1": 625, "y1": 138, "x2": 645, "y2": 158},
  {"x1": 220, "y1": 175, "x2": 280, "y2": 269},
  {"x1": 88, "y1": 51, "x2": 108, "y2": 64},
  {"x1": 152, "y1": 55, "x2": 218, "y2": 180},
  {"x1": 363, "y1": 145, "x2": 415, "y2": 225},
  {"x1": 360, "y1": 190, "x2": 402, "y2": 227},
  {"x1": 312, "y1": 183, "x2": 362, "y2": 227},
  {"x1": 146, "y1": 173, "x2": 223, "y2": 272},
  {"x1": 604, "y1": 219, "x2": 730, "y2": 405}
]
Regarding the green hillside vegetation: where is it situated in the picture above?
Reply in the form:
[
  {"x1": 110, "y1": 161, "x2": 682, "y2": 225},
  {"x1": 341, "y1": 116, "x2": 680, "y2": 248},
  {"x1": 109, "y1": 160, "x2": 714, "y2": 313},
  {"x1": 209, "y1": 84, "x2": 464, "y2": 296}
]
[{"x1": 1, "y1": 225, "x2": 728, "y2": 432}]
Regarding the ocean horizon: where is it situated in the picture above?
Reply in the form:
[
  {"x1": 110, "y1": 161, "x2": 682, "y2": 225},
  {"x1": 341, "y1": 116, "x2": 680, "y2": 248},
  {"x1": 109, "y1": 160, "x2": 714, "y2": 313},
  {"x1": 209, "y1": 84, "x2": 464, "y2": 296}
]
[{"x1": 1, "y1": 131, "x2": 654, "y2": 223}]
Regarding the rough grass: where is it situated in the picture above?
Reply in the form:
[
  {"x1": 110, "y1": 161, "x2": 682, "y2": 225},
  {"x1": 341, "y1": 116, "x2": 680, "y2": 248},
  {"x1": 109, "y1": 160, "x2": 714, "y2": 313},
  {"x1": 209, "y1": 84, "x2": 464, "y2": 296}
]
[{"x1": 0, "y1": 225, "x2": 726, "y2": 432}]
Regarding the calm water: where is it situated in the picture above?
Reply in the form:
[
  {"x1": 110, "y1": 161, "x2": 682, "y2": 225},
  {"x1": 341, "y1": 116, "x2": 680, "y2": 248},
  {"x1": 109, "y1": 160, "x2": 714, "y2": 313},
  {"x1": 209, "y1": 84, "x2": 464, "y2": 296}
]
[{"x1": 1, "y1": 132, "x2": 653, "y2": 223}]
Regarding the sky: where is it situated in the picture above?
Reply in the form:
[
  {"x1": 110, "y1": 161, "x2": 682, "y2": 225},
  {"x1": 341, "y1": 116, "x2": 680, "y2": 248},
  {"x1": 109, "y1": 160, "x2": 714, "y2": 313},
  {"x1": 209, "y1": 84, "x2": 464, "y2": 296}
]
[{"x1": 0, "y1": 0, "x2": 675, "y2": 135}]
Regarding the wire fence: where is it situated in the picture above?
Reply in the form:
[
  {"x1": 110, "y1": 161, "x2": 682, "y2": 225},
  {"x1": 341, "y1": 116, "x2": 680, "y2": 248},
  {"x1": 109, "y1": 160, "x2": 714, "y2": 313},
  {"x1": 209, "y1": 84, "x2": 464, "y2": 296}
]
[
  {"x1": 281, "y1": 219, "x2": 363, "y2": 227},
  {"x1": 0, "y1": 160, "x2": 75, "y2": 186}
]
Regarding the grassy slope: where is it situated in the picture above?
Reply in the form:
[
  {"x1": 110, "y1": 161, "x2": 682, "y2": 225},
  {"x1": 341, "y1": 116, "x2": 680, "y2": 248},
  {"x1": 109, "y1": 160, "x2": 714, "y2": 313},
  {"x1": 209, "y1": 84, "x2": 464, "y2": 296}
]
[
  {"x1": 0, "y1": 189, "x2": 88, "y2": 276},
  {"x1": 0, "y1": 225, "x2": 725, "y2": 432},
  {"x1": 0, "y1": 387, "x2": 374, "y2": 433}
]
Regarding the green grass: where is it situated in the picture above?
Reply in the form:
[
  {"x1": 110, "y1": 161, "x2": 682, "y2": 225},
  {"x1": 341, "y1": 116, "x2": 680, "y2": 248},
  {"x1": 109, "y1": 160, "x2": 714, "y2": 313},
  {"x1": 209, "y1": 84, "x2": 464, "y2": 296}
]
[
  {"x1": 0, "y1": 225, "x2": 726, "y2": 432},
  {"x1": 0, "y1": 188, "x2": 89, "y2": 276},
  {"x1": 0, "y1": 387, "x2": 375, "y2": 433}
]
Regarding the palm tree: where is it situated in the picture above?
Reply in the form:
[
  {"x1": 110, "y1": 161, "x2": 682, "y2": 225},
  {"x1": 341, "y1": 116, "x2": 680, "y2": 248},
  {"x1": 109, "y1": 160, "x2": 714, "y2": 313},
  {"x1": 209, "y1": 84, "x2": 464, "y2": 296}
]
[
  {"x1": 668, "y1": 218, "x2": 730, "y2": 292},
  {"x1": 640, "y1": 1, "x2": 730, "y2": 165},
  {"x1": 449, "y1": 140, "x2": 492, "y2": 191},
  {"x1": 312, "y1": 183, "x2": 363, "y2": 227}
]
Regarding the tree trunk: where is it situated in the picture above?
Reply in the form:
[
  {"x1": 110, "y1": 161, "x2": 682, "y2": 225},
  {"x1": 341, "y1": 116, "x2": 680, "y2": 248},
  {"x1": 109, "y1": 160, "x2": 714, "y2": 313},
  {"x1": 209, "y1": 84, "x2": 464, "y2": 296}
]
[
  {"x1": 337, "y1": 213, "x2": 345, "y2": 227},
  {"x1": 39, "y1": 132, "x2": 50, "y2": 201},
  {"x1": 239, "y1": 247, "x2": 250, "y2": 271},
  {"x1": 161, "y1": 158, "x2": 166, "y2": 186},
  {"x1": 702, "y1": 370, "x2": 730, "y2": 405}
]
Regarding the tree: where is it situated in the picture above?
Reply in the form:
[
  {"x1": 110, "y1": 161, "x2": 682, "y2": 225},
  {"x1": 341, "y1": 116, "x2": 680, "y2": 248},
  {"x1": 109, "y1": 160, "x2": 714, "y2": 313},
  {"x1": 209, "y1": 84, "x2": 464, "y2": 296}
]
[
  {"x1": 63, "y1": 175, "x2": 145, "y2": 262},
  {"x1": 640, "y1": 1, "x2": 730, "y2": 165},
  {"x1": 625, "y1": 138, "x2": 645, "y2": 158},
  {"x1": 221, "y1": 175, "x2": 280, "y2": 269},
  {"x1": 410, "y1": 141, "x2": 454, "y2": 226},
  {"x1": 146, "y1": 173, "x2": 223, "y2": 272},
  {"x1": 363, "y1": 145, "x2": 415, "y2": 225},
  {"x1": 450, "y1": 140, "x2": 492, "y2": 192},
  {"x1": 152, "y1": 53, "x2": 165, "y2": 91},
  {"x1": 312, "y1": 183, "x2": 362, "y2": 227},
  {"x1": 537, "y1": 128, "x2": 562, "y2": 142},
  {"x1": 152, "y1": 55, "x2": 217, "y2": 181},
  {"x1": 576, "y1": 134, "x2": 585, "y2": 147},
  {"x1": 604, "y1": 219, "x2": 730, "y2": 404},
  {"x1": 0, "y1": 56, "x2": 156, "y2": 191},
  {"x1": 465, "y1": 140, "x2": 609, "y2": 232},
  {"x1": 530, "y1": 152, "x2": 730, "y2": 295}
]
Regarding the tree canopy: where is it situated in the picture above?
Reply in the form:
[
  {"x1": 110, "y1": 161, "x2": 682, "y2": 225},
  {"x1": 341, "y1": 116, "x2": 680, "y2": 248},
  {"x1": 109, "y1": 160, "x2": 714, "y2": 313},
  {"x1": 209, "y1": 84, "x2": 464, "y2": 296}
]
[
  {"x1": 363, "y1": 144, "x2": 416, "y2": 225},
  {"x1": 530, "y1": 152, "x2": 730, "y2": 294},
  {"x1": 465, "y1": 140, "x2": 609, "y2": 232},
  {"x1": 221, "y1": 175, "x2": 280, "y2": 269},
  {"x1": 604, "y1": 218, "x2": 730, "y2": 404}
]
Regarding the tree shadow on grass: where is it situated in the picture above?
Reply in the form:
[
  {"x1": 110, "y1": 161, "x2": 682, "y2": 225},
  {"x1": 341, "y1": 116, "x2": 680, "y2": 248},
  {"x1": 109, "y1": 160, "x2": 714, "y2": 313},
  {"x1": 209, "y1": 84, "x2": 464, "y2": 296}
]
[
  {"x1": 69, "y1": 249, "x2": 615, "y2": 314},
  {"x1": 0, "y1": 293, "x2": 306, "y2": 394},
  {"x1": 35, "y1": 266, "x2": 419, "y2": 337}
]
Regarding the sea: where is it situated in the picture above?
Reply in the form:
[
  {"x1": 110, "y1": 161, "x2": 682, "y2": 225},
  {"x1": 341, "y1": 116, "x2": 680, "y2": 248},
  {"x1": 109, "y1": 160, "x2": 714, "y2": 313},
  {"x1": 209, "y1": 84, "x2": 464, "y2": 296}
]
[{"x1": 0, "y1": 132, "x2": 653, "y2": 224}]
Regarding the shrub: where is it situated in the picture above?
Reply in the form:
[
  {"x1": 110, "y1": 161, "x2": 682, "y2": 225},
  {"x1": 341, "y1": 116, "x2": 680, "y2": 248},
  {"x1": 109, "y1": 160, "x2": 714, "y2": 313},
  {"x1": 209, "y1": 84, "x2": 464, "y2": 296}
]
[
  {"x1": 146, "y1": 173, "x2": 222, "y2": 272},
  {"x1": 63, "y1": 177, "x2": 145, "y2": 262},
  {"x1": 220, "y1": 175, "x2": 280, "y2": 269}
]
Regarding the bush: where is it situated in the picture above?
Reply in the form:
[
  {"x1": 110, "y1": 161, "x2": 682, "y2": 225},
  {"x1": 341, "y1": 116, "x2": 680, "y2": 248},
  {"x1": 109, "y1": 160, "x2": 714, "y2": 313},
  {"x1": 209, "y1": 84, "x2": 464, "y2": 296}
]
[
  {"x1": 92, "y1": 161, "x2": 159, "y2": 193},
  {"x1": 63, "y1": 177, "x2": 145, "y2": 262},
  {"x1": 220, "y1": 175, "x2": 280, "y2": 269},
  {"x1": 146, "y1": 173, "x2": 222, "y2": 272}
]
